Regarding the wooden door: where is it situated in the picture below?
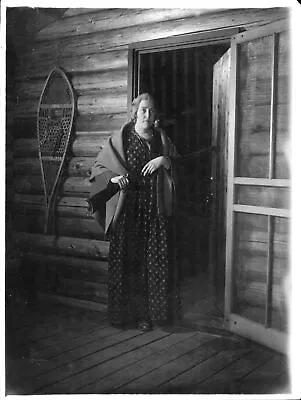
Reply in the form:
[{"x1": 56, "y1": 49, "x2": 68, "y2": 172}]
[
  {"x1": 224, "y1": 20, "x2": 290, "y2": 353},
  {"x1": 210, "y1": 48, "x2": 231, "y2": 292}
]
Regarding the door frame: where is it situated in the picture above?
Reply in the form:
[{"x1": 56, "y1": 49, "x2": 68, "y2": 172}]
[
  {"x1": 128, "y1": 28, "x2": 239, "y2": 288},
  {"x1": 224, "y1": 19, "x2": 290, "y2": 353},
  {"x1": 127, "y1": 27, "x2": 240, "y2": 118}
]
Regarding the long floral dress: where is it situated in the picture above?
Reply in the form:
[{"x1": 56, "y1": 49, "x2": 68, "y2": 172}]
[{"x1": 108, "y1": 127, "x2": 180, "y2": 326}]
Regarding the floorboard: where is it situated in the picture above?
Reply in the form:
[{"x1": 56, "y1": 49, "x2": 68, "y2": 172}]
[
  {"x1": 41, "y1": 329, "x2": 174, "y2": 393},
  {"x1": 19, "y1": 328, "x2": 144, "y2": 394},
  {"x1": 75, "y1": 330, "x2": 197, "y2": 394},
  {"x1": 35, "y1": 329, "x2": 174, "y2": 394},
  {"x1": 113, "y1": 335, "x2": 227, "y2": 394},
  {"x1": 7, "y1": 324, "x2": 120, "y2": 386},
  {"x1": 6, "y1": 283, "x2": 291, "y2": 396},
  {"x1": 193, "y1": 346, "x2": 274, "y2": 394},
  {"x1": 78, "y1": 331, "x2": 209, "y2": 394},
  {"x1": 231, "y1": 353, "x2": 291, "y2": 394}
]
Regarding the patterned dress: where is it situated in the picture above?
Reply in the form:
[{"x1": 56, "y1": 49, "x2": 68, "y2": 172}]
[{"x1": 108, "y1": 127, "x2": 180, "y2": 326}]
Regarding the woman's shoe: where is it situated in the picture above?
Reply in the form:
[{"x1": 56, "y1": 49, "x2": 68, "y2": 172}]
[{"x1": 137, "y1": 320, "x2": 152, "y2": 332}]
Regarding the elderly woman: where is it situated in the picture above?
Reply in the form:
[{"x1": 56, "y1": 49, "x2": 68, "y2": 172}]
[{"x1": 88, "y1": 93, "x2": 180, "y2": 331}]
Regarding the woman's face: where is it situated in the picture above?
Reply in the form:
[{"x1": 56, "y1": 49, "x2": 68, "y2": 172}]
[{"x1": 136, "y1": 99, "x2": 155, "y2": 129}]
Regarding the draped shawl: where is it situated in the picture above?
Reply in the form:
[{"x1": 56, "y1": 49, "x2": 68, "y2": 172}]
[{"x1": 89, "y1": 122, "x2": 177, "y2": 234}]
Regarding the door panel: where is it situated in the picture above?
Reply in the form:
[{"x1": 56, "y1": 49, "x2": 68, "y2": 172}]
[
  {"x1": 224, "y1": 19, "x2": 290, "y2": 353},
  {"x1": 210, "y1": 48, "x2": 231, "y2": 288}
]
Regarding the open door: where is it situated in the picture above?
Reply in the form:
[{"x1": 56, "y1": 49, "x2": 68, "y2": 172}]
[
  {"x1": 224, "y1": 20, "x2": 290, "y2": 353},
  {"x1": 210, "y1": 48, "x2": 231, "y2": 294}
]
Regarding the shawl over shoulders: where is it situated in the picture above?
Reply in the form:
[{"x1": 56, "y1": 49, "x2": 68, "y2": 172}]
[{"x1": 89, "y1": 122, "x2": 177, "y2": 234}]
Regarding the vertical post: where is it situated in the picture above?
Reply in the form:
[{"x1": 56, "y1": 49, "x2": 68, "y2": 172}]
[
  {"x1": 150, "y1": 52, "x2": 155, "y2": 95},
  {"x1": 268, "y1": 33, "x2": 279, "y2": 180},
  {"x1": 266, "y1": 33, "x2": 278, "y2": 327},
  {"x1": 127, "y1": 48, "x2": 135, "y2": 119},
  {"x1": 161, "y1": 51, "x2": 167, "y2": 118},
  {"x1": 265, "y1": 215, "x2": 274, "y2": 327},
  {"x1": 172, "y1": 50, "x2": 178, "y2": 146},
  {"x1": 172, "y1": 50, "x2": 179, "y2": 279}
]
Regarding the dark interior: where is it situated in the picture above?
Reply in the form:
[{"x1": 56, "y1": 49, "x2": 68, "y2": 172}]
[{"x1": 138, "y1": 43, "x2": 229, "y2": 283}]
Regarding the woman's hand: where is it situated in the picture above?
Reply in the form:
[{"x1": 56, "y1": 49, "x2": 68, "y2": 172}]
[
  {"x1": 111, "y1": 174, "x2": 129, "y2": 190},
  {"x1": 141, "y1": 156, "x2": 171, "y2": 176}
]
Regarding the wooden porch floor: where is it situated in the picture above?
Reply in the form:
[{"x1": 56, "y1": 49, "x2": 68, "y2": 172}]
[{"x1": 6, "y1": 295, "x2": 290, "y2": 395}]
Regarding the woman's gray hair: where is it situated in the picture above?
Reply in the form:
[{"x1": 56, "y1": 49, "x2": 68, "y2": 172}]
[{"x1": 131, "y1": 93, "x2": 157, "y2": 122}]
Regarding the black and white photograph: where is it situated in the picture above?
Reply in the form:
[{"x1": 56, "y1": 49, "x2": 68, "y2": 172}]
[{"x1": 2, "y1": 0, "x2": 300, "y2": 397}]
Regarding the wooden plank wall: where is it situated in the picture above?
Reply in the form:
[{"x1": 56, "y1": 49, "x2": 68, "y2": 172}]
[
  {"x1": 11, "y1": 7, "x2": 288, "y2": 309},
  {"x1": 233, "y1": 28, "x2": 290, "y2": 332}
]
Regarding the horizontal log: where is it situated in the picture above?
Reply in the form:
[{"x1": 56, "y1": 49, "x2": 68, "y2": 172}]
[
  {"x1": 14, "y1": 195, "x2": 94, "y2": 219},
  {"x1": 11, "y1": 118, "x2": 39, "y2": 139},
  {"x1": 14, "y1": 175, "x2": 94, "y2": 196},
  {"x1": 67, "y1": 156, "x2": 94, "y2": 177},
  {"x1": 62, "y1": 176, "x2": 92, "y2": 195},
  {"x1": 12, "y1": 113, "x2": 127, "y2": 138},
  {"x1": 60, "y1": 277, "x2": 107, "y2": 297},
  {"x1": 16, "y1": 69, "x2": 128, "y2": 99},
  {"x1": 38, "y1": 8, "x2": 217, "y2": 41},
  {"x1": 14, "y1": 156, "x2": 94, "y2": 177},
  {"x1": 16, "y1": 49, "x2": 128, "y2": 80},
  {"x1": 25, "y1": 250, "x2": 108, "y2": 278},
  {"x1": 71, "y1": 134, "x2": 109, "y2": 156},
  {"x1": 21, "y1": 9, "x2": 288, "y2": 64},
  {"x1": 6, "y1": 167, "x2": 14, "y2": 183},
  {"x1": 14, "y1": 157, "x2": 41, "y2": 174},
  {"x1": 13, "y1": 213, "x2": 105, "y2": 239},
  {"x1": 37, "y1": 292, "x2": 107, "y2": 313},
  {"x1": 14, "y1": 232, "x2": 109, "y2": 260},
  {"x1": 14, "y1": 134, "x2": 108, "y2": 157},
  {"x1": 75, "y1": 113, "x2": 127, "y2": 132},
  {"x1": 55, "y1": 285, "x2": 107, "y2": 305},
  {"x1": 6, "y1": 148, "x2": 14, "y2": 164},
  {"x1": 6, "y1": 187, "x2": 15, "y2": 203},
  {"x1": 14, "y1": 193, "x2": 105, "y2": 222},
  {"x1": 77, "y1": 91, "x2": 127, "y2": 115},
  {"x1": 72, "y1": 69, "x2": 128, "y2": 94},
  {"x1": 14, "y1": 175, "x2": 44, "y2": 194},
  {"x1": 14, "y1": 90, "x2": 128, "y2": 118}
]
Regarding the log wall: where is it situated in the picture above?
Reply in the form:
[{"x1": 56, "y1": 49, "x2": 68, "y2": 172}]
[{"x1": 10, "y1": 7, "x2": 288, "y2": 310}]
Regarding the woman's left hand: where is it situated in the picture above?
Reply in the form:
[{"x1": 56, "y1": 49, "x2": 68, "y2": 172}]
[{"x1": 141, "y1": 156, "x2": 169, "y2": 176}]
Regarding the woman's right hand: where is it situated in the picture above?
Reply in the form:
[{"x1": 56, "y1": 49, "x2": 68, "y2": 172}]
[{"x1": 111, "y1": 174, "x2": 130, "y2": 190}]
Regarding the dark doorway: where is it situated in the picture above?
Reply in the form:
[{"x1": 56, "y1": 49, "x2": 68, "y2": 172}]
[
  {"x1": 136, "y1": 42, "x2": 230, "y2": 325},
  {"x1": 138, "y1": 44, "x2": 228, "y2": 270}
]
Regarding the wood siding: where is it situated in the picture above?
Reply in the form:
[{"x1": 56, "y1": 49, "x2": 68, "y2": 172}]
[{"x1": 10, "y1": 8, "x2": 288, "y2": 309}]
